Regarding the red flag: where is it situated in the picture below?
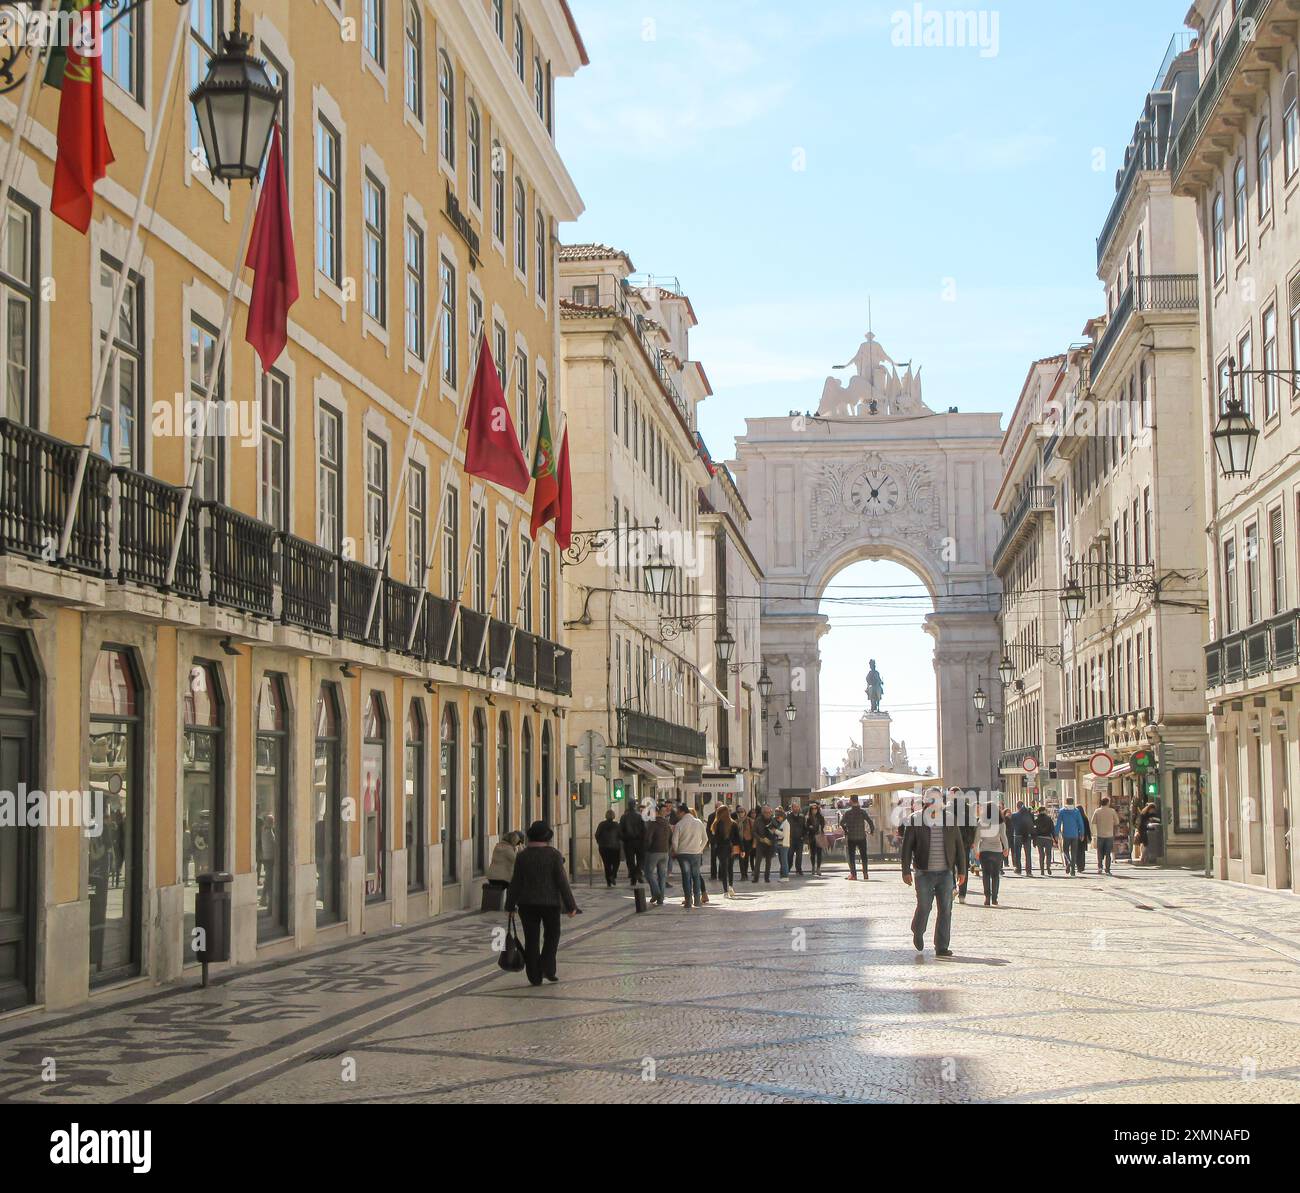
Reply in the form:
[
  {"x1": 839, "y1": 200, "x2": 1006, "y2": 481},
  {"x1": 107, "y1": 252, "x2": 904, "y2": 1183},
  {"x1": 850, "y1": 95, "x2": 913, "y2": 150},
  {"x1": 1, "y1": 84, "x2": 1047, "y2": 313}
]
[
  {"x1": 555, "y1": 427, "x2": 572, "y2": 550},
  {"x1": 245, "y1": 127, "x2": 299, "y2": 370},
  {"x1": 464, "y1": 336, "x2": 530, "y2": 492},
  {"x1": 51, "y1": 2, "x2": 115, "y2": 233},
  {"x1": 528, "y1": 396, "x2": 559, "y2": 538}
]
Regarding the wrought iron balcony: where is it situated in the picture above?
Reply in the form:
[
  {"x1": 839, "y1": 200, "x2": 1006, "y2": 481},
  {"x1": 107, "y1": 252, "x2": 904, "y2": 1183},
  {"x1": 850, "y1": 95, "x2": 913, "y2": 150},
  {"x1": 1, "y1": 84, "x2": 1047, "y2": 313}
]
[
  {"x1": 1205, "y1": 610, "x2": 1299, "y2": 690},
  {"x1": 279, "y1": 534, "x2": 335, "y2": 634},
  {"x1": 113, "y1": 467, "x2": 201, "y2": 599},
  {"x1": 994, "y1": 484, "x2": 1054, "y2": 569},
  {"x1": 999, "y1": 744, "x2": 1042, "y2": 772},
  {"x1": 1089, "y1": 274, "x2": 1198, "y2": 384},
  {"x1": 1056, "y1": 715, "x2": 1108, "y2": 756},
  {"x1": 617, "y1": 707, "x2": 706, "y2": 760},
  {"x1": 206, "y1": 502, "x2": 276, "y2": 618}
]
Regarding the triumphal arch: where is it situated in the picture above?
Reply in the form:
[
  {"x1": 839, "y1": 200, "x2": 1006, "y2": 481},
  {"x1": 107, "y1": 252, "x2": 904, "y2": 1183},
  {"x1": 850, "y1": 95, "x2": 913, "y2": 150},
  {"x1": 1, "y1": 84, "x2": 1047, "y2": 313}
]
[{"x1": 730, "y1": 333, "x2": 1004, "y2": 795}]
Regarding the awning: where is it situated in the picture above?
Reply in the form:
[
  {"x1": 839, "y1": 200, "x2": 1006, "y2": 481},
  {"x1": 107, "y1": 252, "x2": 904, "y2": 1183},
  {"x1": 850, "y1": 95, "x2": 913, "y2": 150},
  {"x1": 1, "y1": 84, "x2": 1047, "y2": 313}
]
[
  {"x1": 812, "y1": 770, "x2": 942, "y2": 798},
  {"x1": 621, "y1": 758, "x2": 676, "y2": 786}
]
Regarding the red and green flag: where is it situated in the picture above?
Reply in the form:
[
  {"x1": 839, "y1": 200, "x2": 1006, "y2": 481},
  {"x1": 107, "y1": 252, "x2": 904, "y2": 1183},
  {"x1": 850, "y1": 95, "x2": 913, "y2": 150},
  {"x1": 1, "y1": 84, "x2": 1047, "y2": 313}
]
[
  {"x1": 50, "y1": 1, "x2": 114, "y2": 233},
  {"x1": 528, "y1": 396, "x2": 559, "y2": 539}
]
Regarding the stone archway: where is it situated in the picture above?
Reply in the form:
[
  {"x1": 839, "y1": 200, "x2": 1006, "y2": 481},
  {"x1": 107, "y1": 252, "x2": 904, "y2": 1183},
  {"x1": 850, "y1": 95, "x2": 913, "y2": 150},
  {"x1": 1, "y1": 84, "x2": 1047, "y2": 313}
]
[{"x1": 730, "y1": 333, "x2": 1004, "y2": 794}]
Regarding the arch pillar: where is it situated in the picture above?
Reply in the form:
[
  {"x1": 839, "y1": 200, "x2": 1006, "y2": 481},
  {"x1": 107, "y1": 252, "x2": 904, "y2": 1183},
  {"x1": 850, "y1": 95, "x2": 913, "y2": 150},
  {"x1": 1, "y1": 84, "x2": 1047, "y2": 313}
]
[
  {"x1": 761, "y1": 612, "x2": 827, "y2": 798},
  {"x1": 927, "y1": 611, "x2": 1003, "y2": 788}
]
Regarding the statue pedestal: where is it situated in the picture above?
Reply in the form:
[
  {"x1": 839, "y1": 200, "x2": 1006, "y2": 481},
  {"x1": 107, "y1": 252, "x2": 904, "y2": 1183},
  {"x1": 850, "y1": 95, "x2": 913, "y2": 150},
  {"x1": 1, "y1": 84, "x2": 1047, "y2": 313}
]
[{"x1": 860, "y1": 712, "x2": 893, "y2": 772}]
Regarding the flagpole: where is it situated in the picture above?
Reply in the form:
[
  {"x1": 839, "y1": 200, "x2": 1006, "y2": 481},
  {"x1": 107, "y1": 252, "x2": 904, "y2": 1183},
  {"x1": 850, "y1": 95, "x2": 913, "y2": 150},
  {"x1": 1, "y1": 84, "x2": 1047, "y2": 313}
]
[
  {"x1": 0, "y1": 1, "x2": 54, "y2": 284},
  {"x1": 162, "y1": 178, "x2": 262, "y2": 589},
  {"x1": 404, "y1": 334, "x2": 491, "y2": 652},
  {"x1": 58, "y1": 6, "x2": 189, "y2": 559},
  {"x1": 360, "y1": 312, "x2": 445, "y2": 641},
  {"x1": 441, "y1": 348, "x2": 522, "y2": 660}
]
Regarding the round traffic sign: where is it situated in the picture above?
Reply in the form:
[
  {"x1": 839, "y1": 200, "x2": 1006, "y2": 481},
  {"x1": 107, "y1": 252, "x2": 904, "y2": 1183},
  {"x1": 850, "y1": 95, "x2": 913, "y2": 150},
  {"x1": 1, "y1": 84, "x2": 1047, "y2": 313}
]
[
  {"x1": 1022, "y1": 756, "x2": 1039, "y2": 774},
  {"x1": 1089, "y1": 751, "x2": 1114, "y2": 778}
]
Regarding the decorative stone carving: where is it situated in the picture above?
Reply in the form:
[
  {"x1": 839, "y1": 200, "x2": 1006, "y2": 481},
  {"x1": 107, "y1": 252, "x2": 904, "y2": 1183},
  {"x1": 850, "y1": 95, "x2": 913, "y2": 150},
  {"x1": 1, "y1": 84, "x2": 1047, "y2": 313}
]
[{"x1": 807, "y1": 451, "x2": 941, "y2": 560}]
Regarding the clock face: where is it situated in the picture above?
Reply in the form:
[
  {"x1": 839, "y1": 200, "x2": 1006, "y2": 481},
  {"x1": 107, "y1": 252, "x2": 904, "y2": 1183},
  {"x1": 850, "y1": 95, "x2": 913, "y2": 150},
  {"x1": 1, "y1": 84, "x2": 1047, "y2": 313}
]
[{"x1": 850, "y1": 471, "x2": 900, "y2": 517}]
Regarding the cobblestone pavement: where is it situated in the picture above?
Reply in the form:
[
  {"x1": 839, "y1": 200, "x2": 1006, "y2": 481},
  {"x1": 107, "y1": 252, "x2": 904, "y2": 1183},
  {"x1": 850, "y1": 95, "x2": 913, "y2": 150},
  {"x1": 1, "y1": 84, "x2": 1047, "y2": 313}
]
[{"x1": 2, "y1": 860, "x2": 1300, "y2": 1104}]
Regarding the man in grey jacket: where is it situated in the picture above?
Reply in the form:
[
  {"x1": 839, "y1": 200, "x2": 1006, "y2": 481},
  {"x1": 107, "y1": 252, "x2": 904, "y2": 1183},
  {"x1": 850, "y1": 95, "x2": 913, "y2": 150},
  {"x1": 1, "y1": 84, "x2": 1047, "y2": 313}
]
[
  {"x1": 840, "y1": 796, "x2": 875, "y2": 880},
  {"x1": 900, "y1": 790, "x2": 968, "y2": 958}
]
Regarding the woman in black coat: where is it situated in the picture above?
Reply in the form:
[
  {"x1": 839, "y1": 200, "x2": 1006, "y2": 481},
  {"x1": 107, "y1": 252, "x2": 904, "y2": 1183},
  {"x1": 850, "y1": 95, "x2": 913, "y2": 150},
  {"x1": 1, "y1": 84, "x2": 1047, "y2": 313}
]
[
  {"x1": 505, "y1": 821, "x2": 578, "y2": 986},
  {"x1": 1032, "y1": 808, "x2": 1055, "y2": 875},
  {"x1": 805, "y1": 803, "x2": 827, "y2": 876}
]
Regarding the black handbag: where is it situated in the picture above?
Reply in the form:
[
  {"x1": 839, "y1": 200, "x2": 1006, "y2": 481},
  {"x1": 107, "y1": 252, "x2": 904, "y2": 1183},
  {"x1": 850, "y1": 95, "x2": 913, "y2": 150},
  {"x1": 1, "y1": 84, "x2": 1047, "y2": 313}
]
[{"x1": 498, "y1": 914, "x2": 526, "y2": 972}]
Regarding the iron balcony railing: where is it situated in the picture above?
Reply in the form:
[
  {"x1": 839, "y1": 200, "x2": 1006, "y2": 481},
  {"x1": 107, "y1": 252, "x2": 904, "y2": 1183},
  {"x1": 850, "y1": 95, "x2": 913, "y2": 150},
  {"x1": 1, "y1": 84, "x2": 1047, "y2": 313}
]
[
  {"x1": 1056, "y1": 715, "x2": 1108, "y2": 756},
  {"x1": 0, "y1": 417, "x2": 574, "y2": 696},
  {"x1": 1169, "y1": 0, "x2": 1272, "y2": 185},
  {"x1": 617, "y1": 707, "x2": 707, "y2": 760},
  {"x1": 994, "y1": 484, "x2": 1054, "y2": 567},
  {"x1": 1090, "y1": 274, "x2": 1198, "y2": 382},
  {"x1": 1205, "y1": 609, "x2": 1300, "y2": 689},
  {"x1": 999, "y1": 744, "x2": 1042, "y2": 772},
  {"x1": 0, "y1": 417, "x2": 111, "y2": 574}
]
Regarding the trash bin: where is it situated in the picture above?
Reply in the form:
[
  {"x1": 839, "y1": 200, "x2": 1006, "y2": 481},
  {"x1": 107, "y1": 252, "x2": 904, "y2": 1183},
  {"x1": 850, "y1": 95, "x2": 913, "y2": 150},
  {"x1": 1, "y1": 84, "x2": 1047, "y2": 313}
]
[
  {"x1": 1145, "y1": 820, "x2": 1164, "y2": 864},
  {"x1": 194, "y1": 872, "x2": 233, "y2": 984}
]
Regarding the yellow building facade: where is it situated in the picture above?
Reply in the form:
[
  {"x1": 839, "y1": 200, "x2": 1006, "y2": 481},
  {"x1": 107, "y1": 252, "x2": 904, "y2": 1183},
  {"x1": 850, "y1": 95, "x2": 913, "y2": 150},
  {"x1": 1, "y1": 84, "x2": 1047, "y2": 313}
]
[{"x1": 0, "y1": 0, "x2": 586, "y2": 1012}]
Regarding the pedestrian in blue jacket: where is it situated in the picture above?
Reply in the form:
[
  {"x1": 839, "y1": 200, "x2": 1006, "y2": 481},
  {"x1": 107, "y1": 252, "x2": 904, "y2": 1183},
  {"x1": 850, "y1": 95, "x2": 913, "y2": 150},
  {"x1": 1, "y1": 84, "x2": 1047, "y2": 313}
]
[{"x1": 1055, "y1": 797, "x2": 1088, "y2": 876}]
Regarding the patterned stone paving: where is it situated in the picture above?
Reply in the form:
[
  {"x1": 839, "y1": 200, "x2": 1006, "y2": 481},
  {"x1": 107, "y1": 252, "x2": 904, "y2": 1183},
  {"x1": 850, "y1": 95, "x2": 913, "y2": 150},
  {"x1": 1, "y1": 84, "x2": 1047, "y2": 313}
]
[{"x1": 2, "y1": 862, "x2": 1300, "y2": 1103}]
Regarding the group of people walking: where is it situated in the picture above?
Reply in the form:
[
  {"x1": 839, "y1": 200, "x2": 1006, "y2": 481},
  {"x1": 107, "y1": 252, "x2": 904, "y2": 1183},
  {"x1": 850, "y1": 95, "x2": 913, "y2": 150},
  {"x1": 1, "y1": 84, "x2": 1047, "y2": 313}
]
[{"x1": 1004, "y1": 795, "x2": 1120, "y2": 877}]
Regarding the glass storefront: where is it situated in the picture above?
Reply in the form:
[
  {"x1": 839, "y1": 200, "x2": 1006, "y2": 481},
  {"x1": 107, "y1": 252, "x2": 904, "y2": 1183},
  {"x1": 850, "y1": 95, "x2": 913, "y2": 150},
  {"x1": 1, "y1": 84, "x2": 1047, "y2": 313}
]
[
  {"x1": 255, "y1": 675, "x2": 289, "y2": 940},
  {"x1": 440, "y1": 705, "x2": 458, "y2": 882},
  {"x1": 88, "y1": 648, "x2": 141, "y2": 984},
  {"x1": 183, "y1": 661, "x2": 224, "y2": 964},
  {"x1": 314, "y1": 684, "x2": 343, "y2": 925},
  {"x1": 362, "y1": 693, "x2": 387, "y2": 903},
  {"x1": 405, "y1": 701, "x2": 425, "y2": 892},
  {"x1": 471, "y1": 710, "x2": 486, "y2": 875},
  {"x1": 521, "y1": 720, "x2": 533, "y2": 828},
  {"x1": 496, "y1": 713, "x2": 510, "y2": 837}
]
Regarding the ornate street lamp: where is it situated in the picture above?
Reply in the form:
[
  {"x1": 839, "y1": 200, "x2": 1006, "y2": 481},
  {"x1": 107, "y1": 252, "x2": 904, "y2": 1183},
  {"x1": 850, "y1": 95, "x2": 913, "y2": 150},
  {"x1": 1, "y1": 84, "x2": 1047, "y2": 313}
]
[
  {"x1": 986, "y1": 710, "x2": 999, "y2": 725},
  {"x1": 1211, "y1": 390, "x2": 1259, "y2": 479},
  {"x1": 715, "y1": 628, "x2": 735, "y2": 665},
  {"x1": 643, "y1": 551, "x2": 672, "y2": 597},
  {"x1": 972, "y1": 684, "x2": 988, "y2": 713},
  {"x1": 784, "y1": 700, "x2": 797, "y2": 723},
  {"x1": 1061, "y1": 577, "x2": 1086, "y2": 625},
  {"x1": 975, "y1": 716, "x2": 985, "y2": 735},
  {"x1": 773, "y1": 718, "x2": 783, "y2": 736},
  {"x1": 998, "y1": 656, "x2": 1015, "y2": 687},
  {"x1": 758, "y1": 666, "x2": 773, "y2": 701},
  {"x1": 189, "y1": 1, "x2": 281, "y2": 183}
]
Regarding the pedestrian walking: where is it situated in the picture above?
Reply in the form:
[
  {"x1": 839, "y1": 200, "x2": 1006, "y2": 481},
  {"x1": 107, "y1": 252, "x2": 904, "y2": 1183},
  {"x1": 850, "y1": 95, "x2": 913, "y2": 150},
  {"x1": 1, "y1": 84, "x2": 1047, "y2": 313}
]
[
  {"x1": 788, "y1": 804, "x2": 807, "y2": 875},
  {"x1": 973, "y1": 807, "x2": 1009, "y2": 906},
  {"x1": 951, "y1": 789, "x2": 978, "y2": 904},
  {"x1": 901, "y1": 790, "x2": 967, "y2": 958},
  {"x1": 706, "y1": 806, "x2": 720, "y2": 880},
  {"x1": 643, "y1": 805, "x2": 673, "y2": 905},
  {"x1": 1091, "y1": 795, "x2": 1118, "y2": 874},
  {"x1": 841, "y1": 795, "x2": 875, "y2": 880},
  {"x1": 1135, "y1": 802, "x2": 1160, "y2": 864},
  {"x1": 594, "y1": 810, "x2": 622, "y2": 887},
  {"x1": 619, "y1": 802, "x2": 646, "y2": 885},
  {"x1": 1009, "y1": 802, "x2": 1035, "y2": 875},
  {"x1": 714, "y1": 804, "x2": 739, "y2": 897},
  {"x1": 1078, "y1": 804, "x2": 1092, "y2": 873},
  {"x1": 1054, "y1": 796, "x2": 1087, "y2": 876},
  {"x1": 774, "y1": 808, "x2": 792, "y2": 881},
  {"x1": 738, "y1": 809, "x2": 754, "y2": 880},
  {"x1": 751, "y1": 807, "x2": 775, "y2": 883},
  {"x1": 1032, "y1": 807, "x2": 1055, "y2": 874},
  {"x1": 805, "y1": 802, "x2": 827, "y2": 875},
  {"x1": 487, "y1": 830, "x2": 525, "y2": 890},
  {"x1": 504, "y1": 821, "x2": 578, "y2": 986},
  {"x1": 672, "y1": 804, "x2": 709, "y2": 909}
]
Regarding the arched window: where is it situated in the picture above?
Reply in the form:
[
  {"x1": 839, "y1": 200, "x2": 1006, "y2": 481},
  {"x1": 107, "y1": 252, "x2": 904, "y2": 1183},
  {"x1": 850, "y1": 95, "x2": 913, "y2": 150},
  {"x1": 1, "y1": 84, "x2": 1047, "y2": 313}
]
[
  {"x1": 535, "y1": 209, "x2": 547, "y2": 299},
  {"x1": 471, "y1": 709, "x2": 487, "y2": 874},
  {"x1": 467, "y1": 100, "x2": 482, "y2": 209},
  {"x1": 521, "y1": 719, "x2": 534, "y2": 827},
  {"x1": 1233, "y1": 158, "x2": 1248, "y2": 252},
  {"x1": 491, "y1": 141, "x2": 505, "y2": 243},
  {"x1": 183, "y1": 661, "x2": 225, "y2": 963},
  {"x1": 1257, "y1": 118, "x2": 1273, "y2": 217},
  {"x1": 405, "y1": 700, "x2": 426, "y2": 892},
  {"x1": 362, "y1": 692, "x2": 388, "y2": 903},
  {"x1": 1211, "y1": 191, "x2": 1225, "y2": 282},
  {"x1": 404, "y1": 2, "x2": 423, "y2": 120},
  {"x1": 514, "y1": 177, "x2": 527, "y2": 274},
  {"x1": 256, "y1": 675, "x2": 290, "y2": 940},
  {"x1": 1284, "y1": 72, "x2": 1298, "y2": 179},
  {"x1": 440, "y1": 705, "x2": 459, "y2": 881},
  {"x1": 438, "y1": 51, "x2": 455, "y2": 165},
  {"x1": 89, "y1": 647, "x2": 141, "y2": 983},
  {"x1": 496, "y1": 713, "x2": 511, "y2": 836},
  {"x1": 314, "y1": 683, "x2": 344, "y2": 925}
]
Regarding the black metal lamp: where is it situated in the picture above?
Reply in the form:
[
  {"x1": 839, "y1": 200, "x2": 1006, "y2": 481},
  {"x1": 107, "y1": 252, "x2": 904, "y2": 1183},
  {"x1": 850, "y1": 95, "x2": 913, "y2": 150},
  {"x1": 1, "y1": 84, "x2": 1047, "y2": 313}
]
[
  {"x1": 189, "y1": 1, "x2": 281, "y2": 183},
  {"x1": 972, "y1": 684, "x2": 988, "y2": 712},
  {"x1": 1211, "y1": 362, "x2": 1259, "y2": 478},
  {"x1": 1061, "y1": 577, "x2": 1085, "y2": 624},
  {"x1": 758, "y1": 666, "x2": 773, "y2": 701},
  {"x1": 784, "y1": 700, "x2": 797, "y2": 723},
  {"x1": 715, "y1": 629, "x2": 735, "y2": 665},
  {"x1": 998, "y1": 656, "x2": 1015, "y2": 686}
]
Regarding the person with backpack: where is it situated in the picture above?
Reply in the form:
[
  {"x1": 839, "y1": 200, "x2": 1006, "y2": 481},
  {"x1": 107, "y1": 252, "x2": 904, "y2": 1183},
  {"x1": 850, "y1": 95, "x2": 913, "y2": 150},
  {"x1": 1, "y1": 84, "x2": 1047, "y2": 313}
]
[
  {"x1": 805, "y1": 802, "x2": 827, "y2": 876},
  {"x1": 1054, "y1": 795, "x2": 1087, "y2": 876},
  {"x1": 619, "y1": 802, "x2": 646, "y2": 886},
  {"x1": 594, "y1": 810, "x2": 622, "y2": 886},
  {"x1": 841, "y1": 795, "x2": 875, "y2": 880}
]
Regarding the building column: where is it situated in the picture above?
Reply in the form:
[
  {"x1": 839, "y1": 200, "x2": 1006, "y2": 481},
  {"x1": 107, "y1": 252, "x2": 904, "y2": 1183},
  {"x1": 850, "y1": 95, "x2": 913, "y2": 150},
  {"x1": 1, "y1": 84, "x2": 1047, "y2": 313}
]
[{"x1": 927, "y1": 611, "x2": 1001, "y2": 788}]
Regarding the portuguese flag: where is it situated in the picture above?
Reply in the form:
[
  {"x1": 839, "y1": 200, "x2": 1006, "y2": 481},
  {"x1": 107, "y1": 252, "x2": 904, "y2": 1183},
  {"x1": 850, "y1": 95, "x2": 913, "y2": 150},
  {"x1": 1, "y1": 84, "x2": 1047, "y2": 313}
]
[
  {"x1": 528, "y1": 396, "x2": 560, "y2": 539},
  {"x1": 50, "y1": 1, "x2": 114, "y2": 233}
]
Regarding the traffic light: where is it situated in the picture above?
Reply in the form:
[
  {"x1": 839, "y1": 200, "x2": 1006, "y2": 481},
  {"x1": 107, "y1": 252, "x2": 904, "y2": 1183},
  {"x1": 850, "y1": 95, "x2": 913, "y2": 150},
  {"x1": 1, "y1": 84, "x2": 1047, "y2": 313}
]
[
  {"x1": 1143, "y1": 772, "x2": 1160, "y2": 800},
  {"x1": 611, "y1": 778, "x2": 626, "y2": 803}
]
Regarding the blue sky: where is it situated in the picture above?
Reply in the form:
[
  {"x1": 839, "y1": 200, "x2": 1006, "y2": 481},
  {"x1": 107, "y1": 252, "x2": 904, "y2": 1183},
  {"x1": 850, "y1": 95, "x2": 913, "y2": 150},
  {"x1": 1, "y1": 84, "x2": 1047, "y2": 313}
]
[{"x1": 556, "y1": 1, "x2": 1191, "y2": 774}]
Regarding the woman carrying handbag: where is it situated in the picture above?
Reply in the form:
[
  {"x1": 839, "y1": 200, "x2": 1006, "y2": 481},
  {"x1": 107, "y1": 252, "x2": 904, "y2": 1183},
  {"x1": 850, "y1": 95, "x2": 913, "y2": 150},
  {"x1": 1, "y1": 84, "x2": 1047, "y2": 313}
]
[{"x1": 504, "y1": 821, "x2": 578, "y2": 986}]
